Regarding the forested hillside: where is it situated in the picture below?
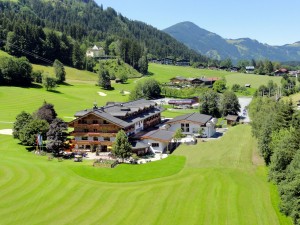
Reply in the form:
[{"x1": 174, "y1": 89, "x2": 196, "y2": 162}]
[{"x1": 0, "y1": 0, "x2": 208, "y2": 68}]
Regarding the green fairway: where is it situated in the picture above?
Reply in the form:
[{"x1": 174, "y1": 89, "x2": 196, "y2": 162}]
[{"x1": 0, "y1": 126, "x2": 292, "y2": 225}]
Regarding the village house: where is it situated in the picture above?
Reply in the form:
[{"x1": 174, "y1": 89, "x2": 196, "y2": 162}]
[
  {"x1": 175, "y1": 59, "x2": 190, "y2": 66},
  {"x1": 68, "y1": 99, "x2": 164, "y2": 153},
  {"x1": 169, "y1": 76, "x2": 218, "y2": 86},
  {"x1": 274, "y1": 68, "x2": 288, "y2": 76},
  {"x1": 86, "y1": 45, "x2": 105, "y2": 58},
  {"x1": 166, "y1": 113, "x2": 217, "y2": 138},
  {"x1": 245, "y1": 66, "x2": 255, "y2": 74}
]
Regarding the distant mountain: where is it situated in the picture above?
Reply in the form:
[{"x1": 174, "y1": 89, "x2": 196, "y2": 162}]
[{"x1": 164, "y1": 21, "x2": 300, "y2": 62}]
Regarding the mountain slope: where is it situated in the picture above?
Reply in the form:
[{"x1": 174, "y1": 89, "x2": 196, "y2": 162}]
[
  {"x1": 164, "y1": 21, "x2": 300, "y2": 62},
  {"x1": 0, "y1": 0, "x2": 208, "y2": 63}
]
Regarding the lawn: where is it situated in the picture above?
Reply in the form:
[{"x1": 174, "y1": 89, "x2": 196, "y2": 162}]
[{"x1": 0, "y1": 125, "x2": 292, "y2": 225}]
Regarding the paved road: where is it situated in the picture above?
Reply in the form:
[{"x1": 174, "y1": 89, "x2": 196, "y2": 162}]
[{"x1": 238, "y1": 97, "x2": 253, "y2": 123}]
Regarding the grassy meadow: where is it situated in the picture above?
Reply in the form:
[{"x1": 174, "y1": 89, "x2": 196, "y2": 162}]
[
  {"x1": 0, "y1": 125, "x2": 292, "y2": 225},
  {"x1": 0, "y1": 60, "x2": 294, "y2": 224}
]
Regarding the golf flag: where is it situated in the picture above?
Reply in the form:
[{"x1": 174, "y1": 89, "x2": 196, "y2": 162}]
[{"x1": 37, "y1": 134, "x2": 43, "y2": 146}]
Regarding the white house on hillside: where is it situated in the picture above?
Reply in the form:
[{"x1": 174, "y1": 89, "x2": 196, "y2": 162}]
[
  {"x1": 166, "y1": 113, "x2": 217, "y2": 137},
  {"x1": 86, "y1": 45, "x2": 105, "y2": 58}
]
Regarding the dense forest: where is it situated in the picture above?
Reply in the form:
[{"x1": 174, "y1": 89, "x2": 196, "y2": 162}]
[
  {"x1": 0, "y1": 0, "x2": 208, "y2": 69},
  {"x1": 249, "y1": 97, "x2": 300, "y2": 225}
]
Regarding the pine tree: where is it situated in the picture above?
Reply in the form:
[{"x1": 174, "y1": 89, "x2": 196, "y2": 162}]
[{"x1": 112, "y1": 130, "x2": 132, "y2": 162}]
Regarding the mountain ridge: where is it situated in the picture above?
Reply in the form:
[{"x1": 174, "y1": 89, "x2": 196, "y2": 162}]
[{"x1": 163, "y1": 21, "x2": 300, "y2": 62}]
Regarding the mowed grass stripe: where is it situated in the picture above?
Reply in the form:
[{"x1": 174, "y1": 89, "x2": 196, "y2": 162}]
[{"x1": 0, "y1": 124, "x2": 293, "y2": 224}]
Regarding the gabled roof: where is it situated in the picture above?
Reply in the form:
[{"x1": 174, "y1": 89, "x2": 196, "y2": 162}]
[
  {"x1": 141, "y1": 129, "x2": 174, "y2": 142},
  {"x1": 225, "y1": 114, "x2": 239, "y2": 121},
  {"x1": 131, "y1": 141, "x2": 150, "y2": 149},
  {"x1": 70, "y1": 99, "x2": 164, "y2": 128},
  {"x1": 166, "y1": 113, "x2": 212, "y2": 125}
]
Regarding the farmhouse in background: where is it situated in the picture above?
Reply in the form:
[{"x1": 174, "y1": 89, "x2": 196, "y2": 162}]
[
  {"x1": 169, "y1": 76, "x2": 219, "y2": 86},
  {"x1": 245, "y1": 66, "x2": 255, "y2": 74},
  {"x1": 86, "y1": 45, "x2": 105, "y2": 58},
  {"x1": 274, "y1": 68, "x2": 288, "y2": 76},
  {"x1": 166, "y1": 113, "x2": 217, "y2": 138},
  {"x1": 175, "y1": 59, "x2": 190, "y2": 66},
  {"x1": 68, "y1": 99, "x2": 164, "y2": 154}
]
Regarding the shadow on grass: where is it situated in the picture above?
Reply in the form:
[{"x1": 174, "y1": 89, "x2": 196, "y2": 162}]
[
  {"x1": 47, "y1": 89, "x2": 62, "y2": 94},
  {"x1": 25, "y1": 146, "x2": 36, "y2": 152},
  {"x1": 59, "y1": 82, "x2": 73, "y2": 86}
]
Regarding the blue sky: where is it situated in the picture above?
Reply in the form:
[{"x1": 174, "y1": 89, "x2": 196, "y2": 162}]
[{"x1": 95, "y1": 0, "x2": 300, "y2": 46}]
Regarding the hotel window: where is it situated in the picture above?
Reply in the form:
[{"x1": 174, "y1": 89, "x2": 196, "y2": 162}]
[
  {"x1": 93, "y1": 129, "x2": 97, "y2": 132},
  {"x1": 93, "y1": 120, "x2": 98, "y2": 124},
  {"x1": 84, "y1": 129, "x2": 89, "y2": 132},
  {"x1": 152, "y1": 143, "x2": 159, "y2": 147},
  {"x1": 181, "y1": 123, "x2": 184, "y2": 127},
  {"x1": 93, "y1": 137, "x2": 98, "y2": 141},
  {"x1": 186, "y1": 123, "x2": 189, "y2": 127},
  {"x1": 82, "y1": 137, "x2": 88, "y2": 140},
  {"x1": 104, "y1": 137, "x2": 110, "y2": 141}
]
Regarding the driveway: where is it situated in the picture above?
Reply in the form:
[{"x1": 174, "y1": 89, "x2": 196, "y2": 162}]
[{"x1": 238, "y1": 97, "x2": 253, "y2": 123}]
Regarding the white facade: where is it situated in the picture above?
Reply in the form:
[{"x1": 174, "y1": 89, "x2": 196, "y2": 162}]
[
  {"x1": 167, "y1": 120, "x2": 216, "y2": 138},
  {"x1": 134, "y1": 120, "x2": 144, "y2": 133},
  {"x1": 86, "y1": 45, "x2": 104, "y2": 58},
  {"x1": 141, "y1": 139, "x2": 168, "y2": 153}
]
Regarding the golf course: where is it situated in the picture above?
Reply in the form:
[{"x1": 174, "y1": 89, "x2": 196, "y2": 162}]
[{"x1": 0, "y1": 63, "x2": 292, "y2": 224}]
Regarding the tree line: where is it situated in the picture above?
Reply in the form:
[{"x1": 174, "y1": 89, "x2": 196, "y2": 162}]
[
  {"x1": 0, "y1": 56, "x2": 65, "y2": 88},
  {"x1": 249, "y1": 96, "x2": 300, "y2": 224},
  {"x1": 0, "y1": 0, "x2": 208, "y2": 67}
]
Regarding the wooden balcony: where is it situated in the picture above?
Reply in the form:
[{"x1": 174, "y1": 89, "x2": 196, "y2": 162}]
[
  {"x1": 71, "y1": 140, "x2": 113, "y2": 146},
  {"x1": 70, "y1": 132, "x2": 117, "y2": 137}
]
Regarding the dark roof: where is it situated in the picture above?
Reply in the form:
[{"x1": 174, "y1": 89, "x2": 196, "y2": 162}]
[
  {"x1": 200, "y1": 77, "x2": 219, "y2": 82},
  {"x1": 225, "y1": 115, "x2": 239, "y2": 121},
  {"x1": 141, "y1": 129, "x2": 174, "y2": 142},
  {"x1": 168, "y1": 99, "x2": 195, "y2": 105},
  {"x1": 167, "y1": 113, "x2": 212, "y2": 125},
  {"x1": 71, "y1": 99, "x2": 163, "y2": 128},
  {"x1": 131, "y1": 141, "x2": 150, "y2": 149}
]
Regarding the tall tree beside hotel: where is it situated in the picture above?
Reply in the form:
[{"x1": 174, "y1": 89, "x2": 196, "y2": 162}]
[
  {"x1": 112, "y1": 130, "x2": 132, "y2": 162},
  {"x1": 46, "y1": 118, "x2": 68, "y2": 156}
]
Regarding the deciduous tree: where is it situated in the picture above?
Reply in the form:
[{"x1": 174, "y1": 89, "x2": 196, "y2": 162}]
[
  {"x1": 13, "y1": 111, "x2": 33, "y2": 139},
  {"x1": 220, "y1": 91, "x2": 240, "y2": 116},
  {"x1": 46, "y1": 118, "x2": 68, "y2": 155},
  {"x1": 53, "y1": 59, "x2": 66, "y2": 83},
  {"x1": 199, "y1": 89, "x2": 220, "y2": 117}
]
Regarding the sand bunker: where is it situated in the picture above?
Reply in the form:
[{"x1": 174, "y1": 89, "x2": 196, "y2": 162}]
[
  {"x1": 97, "y1": 92, "x2": 107, "y2": 96},
  {"x1": 0, "y1": 129, "x2": 13, "y2": 135},
  {"x1": 124, "y1": 91, "x2": 130, "y2": 95}
]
